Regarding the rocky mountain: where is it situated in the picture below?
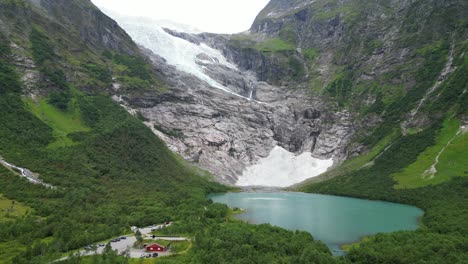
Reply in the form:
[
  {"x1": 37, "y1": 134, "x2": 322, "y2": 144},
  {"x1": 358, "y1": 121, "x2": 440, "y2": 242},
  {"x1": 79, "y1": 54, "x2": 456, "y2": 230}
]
[
  {"x1": 0, "y1": 0, "x2": 466, "y2": 262},
  {"x1": 105, "y1": 0, "x2": 466, "y2": 186},
  {"x1": 107, "y1": 14, "x2": 357, "y2": 186}
]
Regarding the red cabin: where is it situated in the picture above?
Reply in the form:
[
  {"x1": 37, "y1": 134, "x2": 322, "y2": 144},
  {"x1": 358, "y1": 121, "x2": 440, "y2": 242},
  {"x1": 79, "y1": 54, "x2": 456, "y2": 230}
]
[{"x1": 146, "y1": 243, "x2": 165, "y2": 252}]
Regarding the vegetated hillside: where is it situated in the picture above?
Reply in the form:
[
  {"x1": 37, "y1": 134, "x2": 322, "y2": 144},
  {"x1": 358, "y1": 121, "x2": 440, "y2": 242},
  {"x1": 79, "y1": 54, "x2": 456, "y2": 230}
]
[
  {"x1": 215, "y1": 0, "x2": 468, "y2": 191},
  {"x1": 233, "y1": 0, "x2": 466, "y2": 114},
  {"x1": 0, "y1": 0, "x2": 466, "y2": 263},
  {"x1": 246, "y1": 0, "x2": 468, "y2": 262},
  {"x1": 0, "y1": 1, "x2": 342, "y2": 263},
  {"x1": 0, "y1": 0, "x2": 223, "y2": 262},
  {"x1": 229, "y1": 0, "x2": 468, "y2": 188},
  {"x1": 224, "y1": 0, "x2": 468, "y2": 262}
]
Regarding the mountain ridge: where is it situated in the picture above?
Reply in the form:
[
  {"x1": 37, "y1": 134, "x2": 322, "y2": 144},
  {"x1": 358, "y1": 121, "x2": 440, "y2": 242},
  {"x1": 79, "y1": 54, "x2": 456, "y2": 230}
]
[{"x1": 108, "y1": 0, "x2": 467, "y2": 186}]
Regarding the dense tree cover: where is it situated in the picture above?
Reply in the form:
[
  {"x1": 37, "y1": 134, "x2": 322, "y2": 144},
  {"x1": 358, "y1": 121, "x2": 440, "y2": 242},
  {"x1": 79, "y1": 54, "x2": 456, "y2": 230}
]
[
  {"x1": 302, "y1": 124, "x2": 468, "y2": 263},
  {"x1": 188, "y1": 222, "x2": 337, "y2": 264},
  {"x1": 0, "y1": 34, "x2": 53, "y2": 150},
  {"x1": 0, "y1": 32, "x2": 21, "y2": 94},
  {"x1": 347, "y1": 231, "x2": 467, "y2": 264},
  {"x1": 0, "y1": 93, "x2": 223, "y2": 261},
  {"x1": 48, "y1": 91, "x2": 72, "y2": 110}
]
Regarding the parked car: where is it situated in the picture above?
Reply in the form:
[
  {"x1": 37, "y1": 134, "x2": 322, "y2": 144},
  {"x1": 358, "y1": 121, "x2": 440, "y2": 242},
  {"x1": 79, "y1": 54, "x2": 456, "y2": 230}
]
[
  {"x1": 111, "y1": 238, "x2": 120, "y2": 242},
  {"x1": 152, "y1": 253, "x2": 159, "y2": 258},
  {"x1": 120, "y1": 236, "x2": 127, "y2": 240},
  {"x1": 98, "y1": 244, "x2": 105, "y2": 247}
]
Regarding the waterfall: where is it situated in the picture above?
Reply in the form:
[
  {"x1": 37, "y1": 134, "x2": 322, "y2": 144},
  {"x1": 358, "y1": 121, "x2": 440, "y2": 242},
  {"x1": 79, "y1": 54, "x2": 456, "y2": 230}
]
[
  {"x1": 0, "y1": 156, "x2": 54, "y2": 188},
  {"x1": 423, "y1": 128, "x2": 462, "y2": 178},
  {"x1": 408, "y1": 40, "x2": 456, "y2": 122}
]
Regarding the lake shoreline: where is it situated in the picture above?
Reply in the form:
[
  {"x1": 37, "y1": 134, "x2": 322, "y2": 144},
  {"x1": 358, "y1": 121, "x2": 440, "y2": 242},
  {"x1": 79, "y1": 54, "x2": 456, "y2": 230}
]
[{"x1": 210, "y1": 191, "x2": 424, "y2": 256}]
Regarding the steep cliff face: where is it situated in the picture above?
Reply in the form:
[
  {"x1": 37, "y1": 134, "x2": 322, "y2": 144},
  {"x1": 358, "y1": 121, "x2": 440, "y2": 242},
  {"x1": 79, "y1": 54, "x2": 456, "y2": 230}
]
[
  {"x1": 137, "y1": 90, "x2": 356, "y2": 184},
  {"x1": 107, "y1": 13, "x2": 363, "y2": 185},
  {"x1": 29, "y1": 0, "x2": 137, "y2": 55},
  {"x1": 235, "y1": 0, "x2": 467, "y2": 146},
  {"x1": 238, "y1": 0, "x2": 466, "y2": 116},
  {"x1": 238, "y1": 0, "x2": 467, "y2": 186},
  {"x1": 10, "y1": 0, "x2": 462, "y2": 186},
  {"x1": 0, "y1": 0, "x2": 166, "y2": 97},
  {"x1": 112, "y1": 0, "x2": 466, "y2": 185}
]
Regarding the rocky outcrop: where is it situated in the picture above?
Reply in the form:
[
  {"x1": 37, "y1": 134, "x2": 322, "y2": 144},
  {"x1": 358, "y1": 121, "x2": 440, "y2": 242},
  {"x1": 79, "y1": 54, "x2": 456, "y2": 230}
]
[
  {"x1": 27, "y1": 0, "x2": 138, "y2": 55},
  {"x1": 118, "y1": 45, "x2": 356, "y2": 184},
  {"x1": 109, "y1": 0, "x2": 466, "y2": 185}
]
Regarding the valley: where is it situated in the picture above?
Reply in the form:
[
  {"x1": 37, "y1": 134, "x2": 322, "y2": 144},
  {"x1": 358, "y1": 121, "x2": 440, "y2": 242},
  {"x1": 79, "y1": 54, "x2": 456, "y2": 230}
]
[{"x1": 0, "y1": 0, "x2": 466, "y2": 263}]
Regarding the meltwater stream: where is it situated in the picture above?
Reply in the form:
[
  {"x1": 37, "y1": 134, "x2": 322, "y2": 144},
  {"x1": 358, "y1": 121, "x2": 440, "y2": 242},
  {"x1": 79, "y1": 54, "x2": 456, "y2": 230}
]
[{"x1": 210, "y1": 192, "x2": 423, "y2": 255}]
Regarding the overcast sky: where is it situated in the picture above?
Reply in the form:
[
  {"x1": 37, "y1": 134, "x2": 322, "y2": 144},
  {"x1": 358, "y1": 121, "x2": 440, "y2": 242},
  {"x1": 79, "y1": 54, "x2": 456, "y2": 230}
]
[{"x1": 91, "y1": 0, "x2": 270, "y2": 34}]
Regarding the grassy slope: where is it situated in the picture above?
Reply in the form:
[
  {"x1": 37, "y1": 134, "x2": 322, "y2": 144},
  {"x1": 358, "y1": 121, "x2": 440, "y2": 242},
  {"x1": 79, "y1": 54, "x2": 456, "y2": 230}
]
[
  {"x1": 0, "y1": 194, "x2": 30, "y2": 222},
  {"x1": 0, "y1": 240, "x2": 25, "y2": 264},
  {"x1": 393, "y1": 118, "x2": 468, "y2": 189},
  {"x1": 24, "y1": 97, "x2": 90, "y2": 148},
  {"x1": 255, "y1": 38, "x2": 296, "y2": 52}
]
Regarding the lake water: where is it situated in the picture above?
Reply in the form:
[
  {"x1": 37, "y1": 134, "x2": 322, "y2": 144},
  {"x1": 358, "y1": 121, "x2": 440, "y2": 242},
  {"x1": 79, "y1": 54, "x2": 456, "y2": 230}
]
[{"x1": 209, "y1": 192, "x2": 423, "y2": 254}]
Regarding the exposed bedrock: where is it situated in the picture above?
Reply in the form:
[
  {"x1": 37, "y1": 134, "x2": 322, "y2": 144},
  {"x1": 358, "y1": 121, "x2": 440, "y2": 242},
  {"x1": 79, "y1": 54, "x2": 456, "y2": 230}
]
[
  {"x1": 121, "y1": 59, "x2": 356, "y2": 184},
  {"x1": 114, "y1": 20, "x2": 358, "y2": 185}
]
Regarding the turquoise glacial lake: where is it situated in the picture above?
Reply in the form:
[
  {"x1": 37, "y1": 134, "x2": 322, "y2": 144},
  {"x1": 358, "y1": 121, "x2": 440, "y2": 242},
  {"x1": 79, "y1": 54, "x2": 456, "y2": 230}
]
[{"x1": 209, "y1": 192, "x2": 423, "y2": 254}]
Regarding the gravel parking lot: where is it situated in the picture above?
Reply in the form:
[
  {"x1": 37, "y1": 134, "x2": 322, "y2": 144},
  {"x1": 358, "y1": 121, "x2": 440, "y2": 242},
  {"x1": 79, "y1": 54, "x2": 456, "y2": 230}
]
[{"x1": 61, "y1": 223, "x2": 189, "y2": 260}]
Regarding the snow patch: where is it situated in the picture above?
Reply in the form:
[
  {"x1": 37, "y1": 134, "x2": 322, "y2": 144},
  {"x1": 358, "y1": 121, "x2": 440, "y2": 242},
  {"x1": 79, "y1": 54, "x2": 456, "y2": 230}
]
[
  {"x1": 267, "y1": 12, "x2": 278, "y2": 17},
  {"x1": 236, "y1": 146, "x2": 333, "y2": 187}
]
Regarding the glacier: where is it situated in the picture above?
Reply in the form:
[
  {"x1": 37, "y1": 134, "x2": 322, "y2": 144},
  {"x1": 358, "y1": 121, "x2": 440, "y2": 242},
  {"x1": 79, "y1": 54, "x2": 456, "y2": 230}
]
[
  {"x1": 236, "y1": 146, "x2": 334, "y2": 187},
  {"x1": 101, "y1": 11, "x2": 336, "y2": 185},
  {"x1": 108, "y1": 14, "x2": 246, "y2": 97}
]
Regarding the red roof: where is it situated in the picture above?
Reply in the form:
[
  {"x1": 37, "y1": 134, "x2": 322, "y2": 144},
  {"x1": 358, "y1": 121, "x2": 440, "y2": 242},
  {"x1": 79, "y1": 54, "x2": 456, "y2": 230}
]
[{"x1": 146, "y1": 243, "x2": 165, "y2": 252}]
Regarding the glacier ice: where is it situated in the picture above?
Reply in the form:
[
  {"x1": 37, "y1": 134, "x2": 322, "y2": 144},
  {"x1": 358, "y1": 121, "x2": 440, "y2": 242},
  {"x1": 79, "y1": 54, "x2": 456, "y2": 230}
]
[
  {"x1": 108, "y1": 15, "x2": 245, "y2": 96},
  {"x1": 236, "y1": 146, "x2": 333, "y2": 187}
]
